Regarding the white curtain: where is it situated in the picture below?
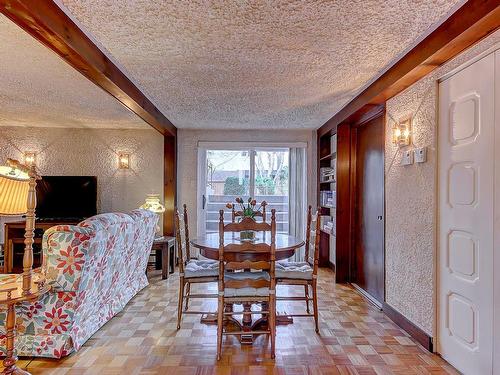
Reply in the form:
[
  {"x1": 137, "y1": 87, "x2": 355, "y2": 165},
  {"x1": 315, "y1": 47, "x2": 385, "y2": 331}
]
[{"x1": 288, "y1": 147, "x2": 307, "y2": 262}]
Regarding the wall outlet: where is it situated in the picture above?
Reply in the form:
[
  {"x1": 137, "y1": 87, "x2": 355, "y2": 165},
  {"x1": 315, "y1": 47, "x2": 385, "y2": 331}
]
[
  {"x1": 414, "y1": 147, "x2": 427, "y2": 163},
  {"x1": 400, "y1": 149, "x2": 413, "y2": 166}
]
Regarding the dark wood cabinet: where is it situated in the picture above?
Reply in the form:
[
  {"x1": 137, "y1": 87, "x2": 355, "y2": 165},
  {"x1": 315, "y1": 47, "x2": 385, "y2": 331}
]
[{"x1": 3, "y1": 220, "x2": 78, "y2": 273}]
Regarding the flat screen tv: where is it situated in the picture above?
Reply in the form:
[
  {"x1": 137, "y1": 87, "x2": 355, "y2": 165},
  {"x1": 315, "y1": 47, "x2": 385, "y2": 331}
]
[{"x1": 36, "y1": 176, "x2": 97, "y2": 221}]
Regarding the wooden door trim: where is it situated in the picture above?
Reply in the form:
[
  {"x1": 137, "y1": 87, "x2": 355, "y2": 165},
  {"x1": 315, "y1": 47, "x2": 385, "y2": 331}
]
[
  {"x1": 0, "y1": 0, "x2": 176, "y2": 136},
  {"x1": 318, "y1": 0, "x2": 500, "y2": 137}
]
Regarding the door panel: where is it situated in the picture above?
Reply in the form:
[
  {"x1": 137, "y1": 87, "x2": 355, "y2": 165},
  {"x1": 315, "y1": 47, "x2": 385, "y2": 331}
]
[
  {"x1": 438, "y1": 52, "x2": 495, "y2": 375},
  {"x1": 352, "y1": 115, "x2": 385, "y2": 304}
]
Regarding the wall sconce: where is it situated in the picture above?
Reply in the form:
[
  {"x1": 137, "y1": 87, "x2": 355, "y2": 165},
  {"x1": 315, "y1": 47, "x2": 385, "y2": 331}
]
[
  {"x1": 23, "y1": 151, "x2": 37, "y2": 167},
  {"x1": 118, "y1": 153, "x2": 130, "y2": 169},
  {"x1": 392, "y1": 118, "x2": 411, "y2": 147}
]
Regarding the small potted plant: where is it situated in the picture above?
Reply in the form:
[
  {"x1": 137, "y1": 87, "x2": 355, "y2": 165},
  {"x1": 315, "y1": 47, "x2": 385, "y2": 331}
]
[{"x1": 226, "y1": 198, "x2": 266, "y2": 240}]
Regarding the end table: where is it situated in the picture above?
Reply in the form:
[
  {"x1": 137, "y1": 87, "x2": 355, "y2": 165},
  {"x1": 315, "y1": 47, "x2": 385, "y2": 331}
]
[
  {"x1": 151, "y1": 236, "x2": 176, "y2": 279},
  {"x1": 0, "y1": 272, "x2": 51, "y2": 375}
]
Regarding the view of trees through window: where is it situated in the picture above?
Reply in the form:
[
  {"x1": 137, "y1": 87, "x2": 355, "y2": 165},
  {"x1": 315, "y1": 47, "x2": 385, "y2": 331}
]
[{"x1": 204, "y1": 149, "x2": 289, "y2": 233}]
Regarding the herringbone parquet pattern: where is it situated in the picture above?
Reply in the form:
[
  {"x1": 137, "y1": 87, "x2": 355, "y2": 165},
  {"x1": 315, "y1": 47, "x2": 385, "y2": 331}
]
[{"x1": 2, "y1": 268, "x2": 458, "y2": 374}]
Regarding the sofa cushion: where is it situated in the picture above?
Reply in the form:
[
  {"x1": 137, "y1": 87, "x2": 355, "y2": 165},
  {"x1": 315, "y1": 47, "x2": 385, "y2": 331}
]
[
  {"x1": 184, "y1": 259, "x2": 219, "y2": 278},
  {"x1": 276, "y1": 261, "x2": 313, "y2": 280}
]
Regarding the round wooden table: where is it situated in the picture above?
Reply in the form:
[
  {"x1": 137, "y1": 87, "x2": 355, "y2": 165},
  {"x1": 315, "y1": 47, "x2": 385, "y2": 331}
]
[
  {"x1": 190, "y1": 233, "x2": 305, "y2": 344},
  {"x1": 191, "y1": 232, "x2": 304, "y2": 261}
]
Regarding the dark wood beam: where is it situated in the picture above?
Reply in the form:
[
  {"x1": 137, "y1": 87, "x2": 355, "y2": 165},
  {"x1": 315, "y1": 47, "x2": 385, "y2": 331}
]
[
  {"x1": 163, "y1": 135, "x2": 177, "y2": 236},
  {"x1": 318, "y1": 0, "x2": 500, "y2": 137},
  {"x1": 1, "y1": 0, "x2": 176, "y2": 136}
]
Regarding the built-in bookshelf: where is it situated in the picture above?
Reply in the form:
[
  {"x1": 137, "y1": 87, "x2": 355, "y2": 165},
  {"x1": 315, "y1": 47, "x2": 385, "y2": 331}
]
[
  {"x1": 318, "y1": 134, "x2": 336, "y2": 269},
  {"x1": 317, "y1": 123, "x2": 351, "y2": 282}
]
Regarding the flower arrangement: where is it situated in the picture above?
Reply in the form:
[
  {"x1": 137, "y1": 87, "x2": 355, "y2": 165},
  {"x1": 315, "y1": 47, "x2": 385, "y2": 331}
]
[{"x1": 226, "y1": 197, "x2": 266, "y2": 220}]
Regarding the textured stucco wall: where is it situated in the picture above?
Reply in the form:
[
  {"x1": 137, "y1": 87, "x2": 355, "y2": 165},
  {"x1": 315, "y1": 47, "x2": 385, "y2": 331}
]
[
  {"x1": 177, "y1": 129, "x2": 316, "y2": 238},
  {"x1": 0, "y1": 126, "x2": 163, "y2": 234},
  {"x1": 385, "y1": 30, "x2": 500, "y2": 336}
]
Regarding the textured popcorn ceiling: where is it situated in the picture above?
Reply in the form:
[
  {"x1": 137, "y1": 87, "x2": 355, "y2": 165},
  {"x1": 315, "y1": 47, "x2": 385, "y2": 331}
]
[
  {"x1": 0, "y1": 15, "x2": 149, "y2": 129},
  {"x1": 60, "y1": 0, "x2": 463, "y2": 129}
]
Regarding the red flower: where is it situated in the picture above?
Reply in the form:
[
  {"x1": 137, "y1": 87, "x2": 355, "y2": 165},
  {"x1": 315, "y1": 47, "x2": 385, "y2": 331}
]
[
  {"x1": 43, "y1": 307, "x2": 70, "y2": 334},
  {"x1": 56, "y1": 246, "x2": 85, "y2": 275},
  {"x1": 58, "y1": 292, "x2": 74, "y2": 303},
  {"x1": 53, "y1": 347, "x2": 69, "y2": 358},
  {"x1": 26, "y1": 301, "x2": 43, "y2": 319}
]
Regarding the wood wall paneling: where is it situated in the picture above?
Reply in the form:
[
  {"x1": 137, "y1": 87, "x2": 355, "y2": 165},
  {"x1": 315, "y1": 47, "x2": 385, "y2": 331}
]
[
  {"x1": 334, "y1": 123, "x2": 351, "y2": 283},
  {"x1": 163, "y1": 135, "x2": 176, "y2": 236}
]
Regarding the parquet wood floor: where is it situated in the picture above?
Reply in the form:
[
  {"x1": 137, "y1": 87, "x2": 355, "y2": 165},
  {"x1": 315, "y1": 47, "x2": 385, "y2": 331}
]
[{"x1": 2, "y1": 268, "x2": 458, "y2": 374}]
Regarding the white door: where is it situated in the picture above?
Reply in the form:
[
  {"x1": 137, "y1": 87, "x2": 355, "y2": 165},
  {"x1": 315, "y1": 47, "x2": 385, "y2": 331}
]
[{"x1": 438, "y1": 52, "x2": 496, "y2": 374}]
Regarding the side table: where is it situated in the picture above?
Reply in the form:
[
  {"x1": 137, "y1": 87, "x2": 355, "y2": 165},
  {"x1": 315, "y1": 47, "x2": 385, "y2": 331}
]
[
  {"x1": 151, "y1": 236, "x2": 176, "y2": 279},
  {"x1": 0, "y1": 272, "x2": 51, "y2": 375}
]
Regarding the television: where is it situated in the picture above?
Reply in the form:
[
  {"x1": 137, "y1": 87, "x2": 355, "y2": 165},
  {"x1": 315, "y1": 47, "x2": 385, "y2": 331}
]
[{"x1": 36, "y1": 176, "x2": 97, "y2": 221}]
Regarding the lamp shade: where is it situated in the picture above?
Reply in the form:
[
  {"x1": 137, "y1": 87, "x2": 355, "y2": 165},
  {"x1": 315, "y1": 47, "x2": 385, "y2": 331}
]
[
  {"x1": 140, "y1": 194, "x2": 165, "y2": 214},
  {"x1": 0, "y1": 165, "x2": 29, "y2": 215}
]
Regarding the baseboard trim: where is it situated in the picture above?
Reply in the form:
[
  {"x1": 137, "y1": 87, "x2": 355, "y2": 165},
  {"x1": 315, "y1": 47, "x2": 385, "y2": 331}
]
[
  {"x1": 382, "y1": 302, "x2": 433, "y2": 352},
  {"x1": 328, "y1": 261, "x2": 335, "y2": 272},
  {"x1": 351, "y1": 283, "x2": 382, "y2": 310}
]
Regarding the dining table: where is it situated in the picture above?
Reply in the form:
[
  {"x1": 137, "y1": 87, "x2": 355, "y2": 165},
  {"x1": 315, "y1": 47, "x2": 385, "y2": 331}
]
[{"x1": 190, "y1": 232, "x2": 305, "y2": 344}]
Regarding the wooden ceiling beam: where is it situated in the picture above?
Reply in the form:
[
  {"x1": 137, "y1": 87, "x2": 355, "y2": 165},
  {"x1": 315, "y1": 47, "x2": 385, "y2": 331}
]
[
  {"x1": 318, "y1": 0, "x2": 500, "y2": 137},
  {"x1": 0, "y1": 0, "x2": 176, "y2": 136}
]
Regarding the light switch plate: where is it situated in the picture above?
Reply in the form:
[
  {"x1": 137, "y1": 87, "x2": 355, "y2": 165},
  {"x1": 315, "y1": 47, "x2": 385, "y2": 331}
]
[
  {"x1": 414, "y1": 147, "x2": 427, "y2": 163},
  {"x1": 400, "y1": 150, "x2": 413, "y2": 166}
]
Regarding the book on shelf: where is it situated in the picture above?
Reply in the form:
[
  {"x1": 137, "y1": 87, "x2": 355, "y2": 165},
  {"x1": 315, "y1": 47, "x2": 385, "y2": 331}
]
[
  {"x1": 319, "y1": 215, "x2": 335, "y2": 234},
  {"x1": 320, "y1": 166, "x2": 336, "y2": 183},
  {"x1": 320, "y1": 191, "x2": 336, "y2": 208}
]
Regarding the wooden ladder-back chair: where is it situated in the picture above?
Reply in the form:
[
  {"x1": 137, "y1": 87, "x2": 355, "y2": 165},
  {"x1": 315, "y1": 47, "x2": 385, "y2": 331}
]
[
  {"x1": 176, "y1": 204, "x2": 218, "y2": 330},
  {"x1": 217, "y1": 209, "x2": 277, "y2": 360},
  {"x1": 231, "y1": 201, "x2": 267, "y2": 223},
  {"x1": 276, "y1": 205, "x2": 321, "y2": 332}
]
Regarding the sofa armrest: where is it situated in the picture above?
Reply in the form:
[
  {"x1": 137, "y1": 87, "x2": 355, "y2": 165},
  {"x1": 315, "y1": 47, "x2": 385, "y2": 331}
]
[{"x1": 42, "y1": 225, "x2": 94, "y2": 292}]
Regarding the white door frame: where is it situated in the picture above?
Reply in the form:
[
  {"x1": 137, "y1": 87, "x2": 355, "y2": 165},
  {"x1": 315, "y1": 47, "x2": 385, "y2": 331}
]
[{"x1": 493, "y1": 49, "x2": 500, "y2": 373}]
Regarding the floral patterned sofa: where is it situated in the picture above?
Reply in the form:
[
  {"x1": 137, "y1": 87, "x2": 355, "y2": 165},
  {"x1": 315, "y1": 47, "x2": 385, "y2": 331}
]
[{"x1": 0, "y1": 209, "x2": 157, "y2": 358}]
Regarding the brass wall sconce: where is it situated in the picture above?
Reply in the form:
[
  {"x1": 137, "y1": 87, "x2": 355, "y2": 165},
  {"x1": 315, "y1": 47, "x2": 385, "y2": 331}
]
[
  {"x1": 23, "y1": 151, "x2": 37, "y2": 167},
  {"x1": 118, "y1": 153, "x2": 130, "y2": 169},
  {"x1": 392, "y1": 118, "x2": 411, "y2": 147}
]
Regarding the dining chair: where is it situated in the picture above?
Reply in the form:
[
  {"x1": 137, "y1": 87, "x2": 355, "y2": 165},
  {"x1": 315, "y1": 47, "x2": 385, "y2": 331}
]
[
  {"x1": 231, "y1": 200, "x2": 267, "y2": 222},
  {"x1": 275, "y1": 205, "x2": 321, "y2": 333},
  {"x1": 176, "y1": 204, "x2": 219, "y2": 330},
  {"x1": 216, "y1": 209, "x2": 277, "y2": 360}
]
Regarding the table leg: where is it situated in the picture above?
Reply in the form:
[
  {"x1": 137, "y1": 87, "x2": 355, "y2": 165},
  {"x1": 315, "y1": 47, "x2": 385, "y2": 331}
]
[
  {"x1": 169, "y1": 243, "x2": 175, "y2": 274},
  {"x1": 154, "y1": 248, "x2": 161, "y2": 270},
  {"x1": 2, "y1": 303, "x2": 30, "y2": 375},
  {"x1": 161, "y1": 244, "x2": 169, "y2": 280}
]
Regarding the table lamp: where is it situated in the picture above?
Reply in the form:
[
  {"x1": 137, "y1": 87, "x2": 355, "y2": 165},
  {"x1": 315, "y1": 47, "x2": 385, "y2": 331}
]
[
  {"x1": 140, "y1": 194, "x2": 165, "y2": 237},
  {"x1": 0, "y1": 159, "x2": 49, "y2": 375}
]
